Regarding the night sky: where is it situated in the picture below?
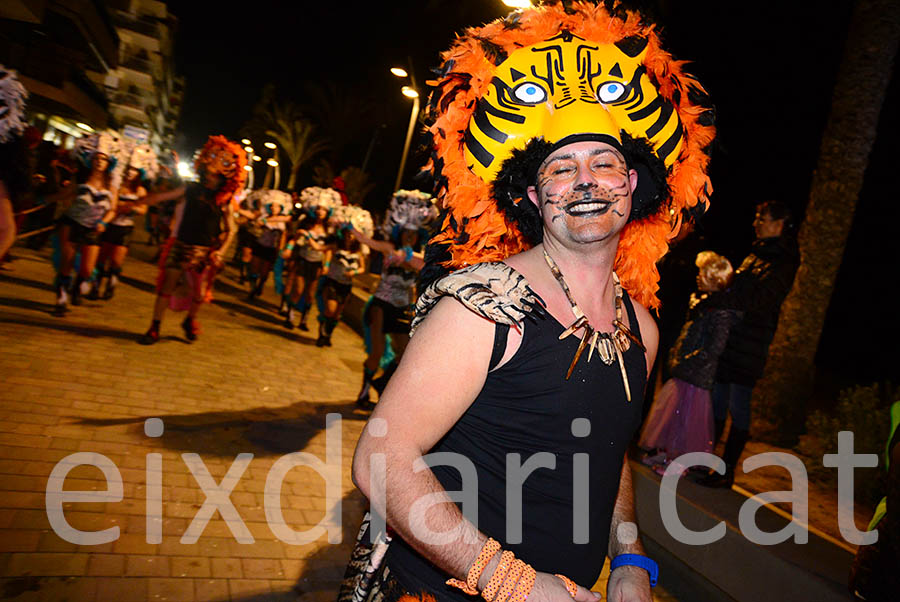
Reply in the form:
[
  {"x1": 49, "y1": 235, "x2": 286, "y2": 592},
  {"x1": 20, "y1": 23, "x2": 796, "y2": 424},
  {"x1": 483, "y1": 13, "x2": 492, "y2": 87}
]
[{"x1": 168, "y1": 0, "x2": 898, "y2": 396}]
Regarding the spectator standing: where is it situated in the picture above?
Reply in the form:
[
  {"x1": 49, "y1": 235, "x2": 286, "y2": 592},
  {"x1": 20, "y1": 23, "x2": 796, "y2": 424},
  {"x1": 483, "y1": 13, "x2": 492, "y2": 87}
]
[{"x1": 696, "y1": 200, "x2": 800, "y2": 488}]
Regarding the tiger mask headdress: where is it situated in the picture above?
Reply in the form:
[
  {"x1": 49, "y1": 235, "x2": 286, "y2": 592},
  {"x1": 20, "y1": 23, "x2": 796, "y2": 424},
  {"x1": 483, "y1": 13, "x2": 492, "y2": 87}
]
[{"x1": 422, "y1": 0, "x2": 715, "y2": 309}]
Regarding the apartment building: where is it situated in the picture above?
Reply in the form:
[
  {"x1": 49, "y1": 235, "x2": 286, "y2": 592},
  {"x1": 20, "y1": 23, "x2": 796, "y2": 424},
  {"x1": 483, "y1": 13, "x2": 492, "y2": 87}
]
[{"x1": 87, "y1": 0, "x2": 183, "y2": 152}]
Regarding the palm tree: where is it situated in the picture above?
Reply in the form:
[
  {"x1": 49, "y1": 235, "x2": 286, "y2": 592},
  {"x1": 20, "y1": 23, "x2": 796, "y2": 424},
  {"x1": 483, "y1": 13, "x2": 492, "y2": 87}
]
[
  {"x1": 753, "y1": 0, "x2": 900, "y2": 445},
  {"x1": 338, "y1": 166, "x2": 376, "y2": 206},
  {"x1": 264, "y1": 101, "x2": 329, "y2": 191}
]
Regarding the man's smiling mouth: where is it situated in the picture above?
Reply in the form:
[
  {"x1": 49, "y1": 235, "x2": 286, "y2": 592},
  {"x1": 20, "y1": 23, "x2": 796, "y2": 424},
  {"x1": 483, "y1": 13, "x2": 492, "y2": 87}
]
[{"x1": 564, "y1": 199, "x2": 613, "y2": 216}]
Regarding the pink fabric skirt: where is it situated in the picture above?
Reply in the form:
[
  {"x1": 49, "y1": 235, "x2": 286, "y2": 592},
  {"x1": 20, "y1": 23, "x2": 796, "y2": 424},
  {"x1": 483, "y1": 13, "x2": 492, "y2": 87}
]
[{"x1": 639, "y1": 378, "x2": 714, "y2": 458}]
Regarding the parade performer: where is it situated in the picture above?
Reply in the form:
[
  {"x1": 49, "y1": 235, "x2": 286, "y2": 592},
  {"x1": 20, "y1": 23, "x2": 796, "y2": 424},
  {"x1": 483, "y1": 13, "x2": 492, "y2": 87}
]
[
  {"x1": 137, "y1": 135, "x2": 246, "y2": 344},
  {"x1": 314, "y1": 204, "x2": 373, "y2": 346},
  {"x1": 350, "y1": 189, "x2": 434, "y2": 408},
  {"x1": 52, "y1": 130, "x2": 123, "y2": 314},
  {"x1": 638, "y1": 251, "x2": 741, "y2": 475},
  {"x1": 0, "y1": 65, "x2": 29, "y2": 261},
  {"x1": 94, "y1": 142, "x2": 158, "y2": 299},
  {"x1": 245, "y1": 189, "x2": 292, "y2": 299},
  {"x1": 341, "y1": 2, "x2": 715, "y2": 601},
  {"x1": 282, "y1": 186, "x2": 340, "y2": 330}
]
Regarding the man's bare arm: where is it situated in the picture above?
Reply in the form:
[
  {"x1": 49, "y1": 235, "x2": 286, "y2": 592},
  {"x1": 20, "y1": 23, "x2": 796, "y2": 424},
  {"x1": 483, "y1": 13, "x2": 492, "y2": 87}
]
[{"x1": 352, "y1": 296, "x2": 495, "y2": 577}]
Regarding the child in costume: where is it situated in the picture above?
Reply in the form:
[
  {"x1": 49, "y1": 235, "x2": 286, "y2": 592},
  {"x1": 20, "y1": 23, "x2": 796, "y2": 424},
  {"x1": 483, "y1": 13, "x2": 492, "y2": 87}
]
[
  {"x1": 137, "y1": 135, "x2": 246, "y2": 344},
  {"x1": 281, "y1": 186, "x2": 340, "y2": 330},
  {"x1": 52, "y1": 130, "x2": 123, "y2": 314},
  {"x1": 639, "y1": 251, "x2": 741, "y2": 475},
  {"x1": 350, "y1": 190, "x2": 435, "y2": 409},
  {"x1": 94, "y1": 142, "x2": 158, "y2": 299}
]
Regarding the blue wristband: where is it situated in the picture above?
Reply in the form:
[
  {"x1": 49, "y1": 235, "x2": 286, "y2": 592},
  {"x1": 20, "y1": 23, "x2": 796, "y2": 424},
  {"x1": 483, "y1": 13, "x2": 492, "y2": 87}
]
[
  {"x1": 609, "y1": 554, "x2": 658, "y2": 587},
  {"x1": 402, "y1": 246, "x2": 414, "y2": 262},
  {"x1": 97, "y1": 220, "x2": 108, "y2": 228}
]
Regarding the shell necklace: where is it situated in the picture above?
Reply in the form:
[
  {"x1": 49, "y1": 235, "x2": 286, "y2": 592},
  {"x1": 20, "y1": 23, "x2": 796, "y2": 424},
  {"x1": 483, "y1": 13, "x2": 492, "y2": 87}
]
[{"x1": 542, "y1": 249, "x2": 645, "y2": 401}]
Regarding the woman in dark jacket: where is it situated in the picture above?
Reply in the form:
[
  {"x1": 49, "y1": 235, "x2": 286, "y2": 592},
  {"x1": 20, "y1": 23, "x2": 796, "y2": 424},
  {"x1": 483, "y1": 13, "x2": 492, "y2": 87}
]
[{"x1": 697, "y1": 200, "x2": 800, "y2": 487}]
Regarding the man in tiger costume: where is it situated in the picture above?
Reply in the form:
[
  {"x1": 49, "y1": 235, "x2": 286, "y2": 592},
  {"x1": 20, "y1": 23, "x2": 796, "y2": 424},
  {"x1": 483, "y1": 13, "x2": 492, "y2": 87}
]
[{"x1": 343, "y1": 2, "x2": 715, "y2": 601}]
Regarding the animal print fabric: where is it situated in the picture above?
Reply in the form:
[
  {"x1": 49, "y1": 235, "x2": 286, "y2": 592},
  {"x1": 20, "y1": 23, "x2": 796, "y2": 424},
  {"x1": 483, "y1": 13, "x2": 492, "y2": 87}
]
[{"x1": 411, "y1": 262, "x2": 545, "y2": 335}]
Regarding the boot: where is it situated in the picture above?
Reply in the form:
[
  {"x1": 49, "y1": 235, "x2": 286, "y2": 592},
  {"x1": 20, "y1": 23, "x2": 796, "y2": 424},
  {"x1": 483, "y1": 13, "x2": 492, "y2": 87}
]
[
  {"x1": 53, "y1": 276, "x2": 71, "y2": 316},
  {"x1": 315, "y1": 319, "x2": 328, "y2": 347},
  {"x1": 695, "y1": 428, "x2": 749, "y2": 489},
  {"x1": 181, "y1": 316, "x2": 198, "y2": 342},
  {"x1": 101, "y1": 270, "x2": 119, "y2": 300},
  {"x1": 87, "y1": 277, "x2": 101, "y2": 300},
  {"x1": 323, "y1": 317, "x2": 337, "y2": 346},
  {"x1": 356, "y1": 367, "x2": 376, "y2": 410},
  {"x1": 298, "y1": 310, "x2": 309, "y2": 331},
  {"x1": 283, "y1": 307, "x2": 295, "y2": 330},
  {"x1": 278, "y1": 294, "x2": 290, "y2": 316},
  {"x1": 372, "y1": 361, "x2": 398, "y2": 396},
  {"x1": 71, "y1": 276, "x2": 85, "y2": 306},
  {"x1": 246, "y1": 274, "x2": 259, "y2": 299},
  {"x1": 138, "y1": 320, "x2": 160, "y2": 345}
]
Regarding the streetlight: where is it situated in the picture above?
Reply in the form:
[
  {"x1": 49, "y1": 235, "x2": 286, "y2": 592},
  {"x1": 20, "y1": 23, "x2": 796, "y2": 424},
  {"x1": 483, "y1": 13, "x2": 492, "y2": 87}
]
[
  {"x1": 392, "y1": 63, "x2": 421, "y2": 192},
  {"x1": 261, "y1": 142, "x2": 281, "y2": 189},
  {"x1": 241, "y1": 138, "x2": 251, "y2": 145},
  {"x1": 502, "y1": 0, "x2": 532, "y2": 7},
  {"x1": 244, "y1": 145, "x2": 254, "y2": 153}
]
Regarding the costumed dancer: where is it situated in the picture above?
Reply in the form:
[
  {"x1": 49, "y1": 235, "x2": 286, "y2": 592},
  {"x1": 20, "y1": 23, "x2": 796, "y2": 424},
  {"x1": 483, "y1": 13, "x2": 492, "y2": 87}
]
[
  {"x1": 94, "y1": 142, "x2": 158, "y2": 299},
  {"x1": 232, "y1": 187, "x2": 256, "y2": 284},
  {"x1": 0, "y1": 65, "x2": 29, "y2": 261},
  {"x1": 245, "y1": 189, "x2": 292, "y2": 300},
  {"x1": 137, "y1": 135, "x2": 246, "y2": 345},
  {"x1": 314, "y1": 205, "x2": 373, "y2": 347},
  {"x1": 339, "y1": 3, "x2": 715, "y2": 601},
  {"x1": 52, "y1": 130, "x2": 123, "y2": 315},
  {"x1": 282, "y1": 186, "x2": 340, "y2": 330},
  {"x1": 638, "y1": 251, "x2": 741, "y2": 475},
  {"x1": 349, "y1": 189, "x2": 435, "y2": 409}
]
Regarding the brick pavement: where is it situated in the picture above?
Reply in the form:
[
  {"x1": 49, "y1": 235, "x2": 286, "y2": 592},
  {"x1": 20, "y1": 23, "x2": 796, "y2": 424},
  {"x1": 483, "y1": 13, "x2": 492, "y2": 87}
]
[
  {"x1": 0, "y1": 243, "x2": 679, "y2": 602},
  {"x1": 0, "y1": 242, "x2": 371, "y2": 601}
]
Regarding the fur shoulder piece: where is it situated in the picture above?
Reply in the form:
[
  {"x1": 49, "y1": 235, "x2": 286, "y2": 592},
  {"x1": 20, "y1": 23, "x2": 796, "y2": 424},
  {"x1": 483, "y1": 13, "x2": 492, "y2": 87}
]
[{"x1": 411, "y1": 262, "x2": 546, "y2": 335}]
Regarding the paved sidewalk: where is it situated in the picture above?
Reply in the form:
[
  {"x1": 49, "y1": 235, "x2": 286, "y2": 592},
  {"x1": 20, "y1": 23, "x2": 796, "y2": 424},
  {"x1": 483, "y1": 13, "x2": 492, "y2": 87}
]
[{"x1": 0, "y1": 243, "x2": 371, "y2": 601}]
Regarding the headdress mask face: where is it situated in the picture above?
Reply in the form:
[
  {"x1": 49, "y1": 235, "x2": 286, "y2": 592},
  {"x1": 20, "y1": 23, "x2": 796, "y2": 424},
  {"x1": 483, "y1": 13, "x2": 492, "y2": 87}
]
[
  {"x1": 203, "y1": 145, "x2": 238, "y2": 180},
  {"x1": 465, "y1": 33, "x2": 682, "y2": 182},
  {"x1": 424, "y1": 1, "x2": 716, "y2": 308},
  {"x1": 194, "y1": 136, "x2": 247, "y2": 205}
]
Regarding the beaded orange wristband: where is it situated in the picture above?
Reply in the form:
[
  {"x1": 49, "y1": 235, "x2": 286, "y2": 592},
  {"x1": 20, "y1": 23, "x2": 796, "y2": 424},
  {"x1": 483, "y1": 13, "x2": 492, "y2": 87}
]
[
  {"x1": 508, "y1": 563, "x2": 537, "y2": 602},
  {"x1": 494, "y1": 559, "x2": 526, "y2": 602},
  {"x1": 555, "y1": 574, "x2": 578, "y2": 599},
  {"x1": 482, "y1": 550, "x2": 515, "y2": 602},
  {"x1": 446, "y1": 538, "x2": 501, "y2": 595}
]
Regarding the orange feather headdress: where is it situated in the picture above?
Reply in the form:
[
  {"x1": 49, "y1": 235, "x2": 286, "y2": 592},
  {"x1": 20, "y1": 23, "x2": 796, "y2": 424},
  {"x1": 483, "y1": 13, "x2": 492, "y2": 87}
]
[
  {"x1": 194, "y1": 135, "x2": 248, "y2": 207},
  {"x1": 423, "y1": 0, "x2": 715, "y2": 309}
]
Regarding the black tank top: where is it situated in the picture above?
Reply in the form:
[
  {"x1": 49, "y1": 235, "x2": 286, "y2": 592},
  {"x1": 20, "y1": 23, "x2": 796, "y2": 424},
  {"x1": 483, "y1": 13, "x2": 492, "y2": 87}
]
[
  {"x1": 176, "y1": 184, "x2": 222, "y2": 247},
  {"x1": 386, "y1": 294, "x2": 647, "y2": 599}
]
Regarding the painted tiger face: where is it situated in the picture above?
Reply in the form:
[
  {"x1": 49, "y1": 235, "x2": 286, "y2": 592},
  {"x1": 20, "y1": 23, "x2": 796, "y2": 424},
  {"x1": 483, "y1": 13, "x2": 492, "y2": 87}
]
[{"x1": 464, "y1": 31, "x2": 684, "y2": 182}]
